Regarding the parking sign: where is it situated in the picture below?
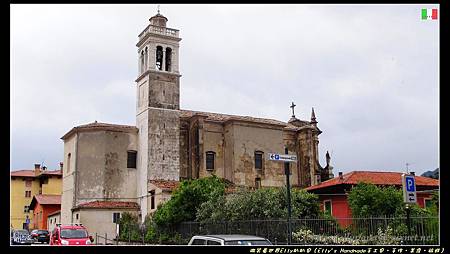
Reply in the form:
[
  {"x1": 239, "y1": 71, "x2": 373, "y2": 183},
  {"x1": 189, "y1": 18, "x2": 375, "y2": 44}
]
[{"x1": 402, "y1": 174, "x2": 417, "y2": 203}]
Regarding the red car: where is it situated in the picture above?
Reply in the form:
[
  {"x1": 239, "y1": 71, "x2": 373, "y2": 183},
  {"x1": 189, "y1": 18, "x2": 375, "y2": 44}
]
[{"x1": 50, "y1": 224, "x2": 94, "y2": 246}]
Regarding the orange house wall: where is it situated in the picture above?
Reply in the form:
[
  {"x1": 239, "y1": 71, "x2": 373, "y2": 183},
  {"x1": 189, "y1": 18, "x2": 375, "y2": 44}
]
[
  {"x1": 32, "y1": 204, "x2": 60, "y2": 230},
  {"x1": 318, "y1": 192, "x2": 435, "y2": 228}
]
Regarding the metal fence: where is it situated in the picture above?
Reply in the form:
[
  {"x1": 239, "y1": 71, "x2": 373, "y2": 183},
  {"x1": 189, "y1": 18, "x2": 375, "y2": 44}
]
[
  {"x1": 116, "y1": 216, "x2": 438, "y2": 245},
  {"x1": 172, "y1": 216, "x2": 439, "y2": 245}
]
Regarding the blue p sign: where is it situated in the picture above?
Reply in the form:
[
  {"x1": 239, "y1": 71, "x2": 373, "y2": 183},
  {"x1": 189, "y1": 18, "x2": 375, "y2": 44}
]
[{"x1": 406, "y1": 177, "x2": 415, "y2": 192}]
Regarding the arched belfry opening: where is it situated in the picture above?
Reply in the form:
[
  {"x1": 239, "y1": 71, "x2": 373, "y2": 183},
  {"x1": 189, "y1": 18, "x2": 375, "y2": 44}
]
[
  {"x1": 156, "y1": 46, "x2": 163, "y2": 70},
  {"x1": 165, "y1": 47, "x2": 172, "y2": 72},
  {"x1": 140, "y1": 50, "x2": 145, "y2": 73},
  {"x1": 144, "y1": 47, "x2": 148, "y2": 70}
]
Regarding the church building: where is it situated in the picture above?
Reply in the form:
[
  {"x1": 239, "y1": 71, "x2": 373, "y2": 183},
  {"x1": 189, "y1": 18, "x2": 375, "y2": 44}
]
[{"x1": 60, "y1": 11, "x2": 334, "y2": 234}]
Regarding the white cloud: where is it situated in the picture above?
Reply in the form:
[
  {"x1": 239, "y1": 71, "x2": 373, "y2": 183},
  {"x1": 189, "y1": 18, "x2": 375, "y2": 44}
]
[{"x1": 11, "y1": 4, "x2": 438, "y2": 175}]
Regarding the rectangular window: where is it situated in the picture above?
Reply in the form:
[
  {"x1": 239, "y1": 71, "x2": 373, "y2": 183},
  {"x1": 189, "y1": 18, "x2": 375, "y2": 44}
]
[
  {"x1": 425, "y1": 199, "x2": 433, "y2": 209},
  {"x1": 113, "y1": 212, "x2": 121, "y2": 223},
  {"x1": 206, "y1": 151, "x2": 215, "y2": 170},
  {"x1": 324, "y1": 200, "x2": 332, "y2": 215},
  {"x1": 150, "y1": 190, "x2": 156, "y2": 209},
  {"x1": 255, "y1": 151, "x2": 263, "y2": 170},
  {"x1": 76, "y1": 213, "x2": 79, "y2": 220},
  {"x1": 255, "y1": 178, "x2": 261, "y2": 189},
  {"x1": 25, "y1": 180, "x2": 32, "y2": 187},
  {"x1": 127, "y1": 151, "x2": 137, "y2": 168},
  {"x1": 25, "y1": 190, "x2": 31, "y2": 198}
]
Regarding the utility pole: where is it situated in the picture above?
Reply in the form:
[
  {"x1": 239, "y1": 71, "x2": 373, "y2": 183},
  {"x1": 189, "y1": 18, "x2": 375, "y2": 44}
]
[{"x1": 284, "y1": 147, "x2": 292, "y2": 245}]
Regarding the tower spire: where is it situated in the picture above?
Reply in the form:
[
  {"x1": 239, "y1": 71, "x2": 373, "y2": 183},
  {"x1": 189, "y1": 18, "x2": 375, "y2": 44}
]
[{"x1": 311, "y1": 107, "x2": 317, "y2": 124}]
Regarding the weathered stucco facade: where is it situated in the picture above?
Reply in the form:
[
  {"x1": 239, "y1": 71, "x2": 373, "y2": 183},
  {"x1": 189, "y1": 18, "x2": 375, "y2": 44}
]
[
  {"x1": 60, "y1": 11, "x2": 334, "y2": 228},
  {"x1": 60, "y1": 123, "x2": 138, "y2": 226}
]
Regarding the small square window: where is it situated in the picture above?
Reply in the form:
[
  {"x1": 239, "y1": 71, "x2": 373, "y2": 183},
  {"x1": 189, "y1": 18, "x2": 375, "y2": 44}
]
[
  {"x1": 127, "y1": 151, "x2": 137, "y2": 168},
  {"x1": 255, "y1": 178, "x2": 261, "y2": 189},
  {"x1": 324, "y1": 200, "x2": 332, "y2": 215},
  {"x1": 24, "y1": 206, "x2": 30, "y2": 213},
  {"x1": 255, "y1": 151, "x2": 264, "y2": 170},
  {"x1": 206, "y1": 151, "x2": 215, "y2": 170},
  {"x1": 149, "y1": 190, "x2": 156, "y2": 209},
  {"x1": 25, "y1": 191, "x2": 31, "y2": 198},
  {"x1": 113, "y1": 213, "x2": 121, "y2": 223}
]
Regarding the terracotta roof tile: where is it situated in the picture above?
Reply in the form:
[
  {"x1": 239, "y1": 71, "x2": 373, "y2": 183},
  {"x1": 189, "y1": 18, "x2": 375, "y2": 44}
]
[
  {"x1": 34, "y1": 194, "x2": 61, "y2": 205},
  {"x1": 10, "y1": 170, "x2": 36, "y2": 177},
  {"x1": 11, "y1": 169, "x2": 62, "y2": 178},
  {"x1": 48, "y1": 210, "x2": 61, "y2": 217},
  {"x1": 30, "y1": 195, "x2": 61, "y2": 210},
  {"x1": 61, "y1": 121, "x2": 138, "y2": 140},
  {"x1": 74, "y1": 201, "x2": 140, "y2": 210},
  {"x1": 149, "y1": 180, "x2": 180, "y2": 191},
  {"x1": 180, "y1": 109, "x2": 289, "y2": 127},
  {"x1": 306, "y1": 171, "x2": 439, "y2": 192}
]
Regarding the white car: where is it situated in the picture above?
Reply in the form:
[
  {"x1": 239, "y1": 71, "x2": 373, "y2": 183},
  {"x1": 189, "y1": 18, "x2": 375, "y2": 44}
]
[{"x1": 188, "y1": 235, "x2": 273, "y2": 246}]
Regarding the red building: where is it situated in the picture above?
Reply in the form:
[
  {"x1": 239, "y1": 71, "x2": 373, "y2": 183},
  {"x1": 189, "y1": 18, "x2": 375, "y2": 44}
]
[
  {"x1": 305, "y1": 171, "x2": 439, "y2": 226},
  {"x1": 29, "y1": 194, "x2": 61, "y2": 230}
]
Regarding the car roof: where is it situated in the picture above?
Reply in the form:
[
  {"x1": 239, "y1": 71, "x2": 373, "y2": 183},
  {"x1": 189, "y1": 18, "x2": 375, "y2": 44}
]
[
  {"x1": 194, "y1": 235, "x2": 269, "y2": 241},
  {"x1": 59, "y1": 225, "x2": 86, "y2": 229}
]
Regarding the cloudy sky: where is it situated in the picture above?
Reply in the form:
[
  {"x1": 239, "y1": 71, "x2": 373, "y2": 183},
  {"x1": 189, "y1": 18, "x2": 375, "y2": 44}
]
[{"x1": 11, "y1": 4, "x2": 439, "y2": 175}]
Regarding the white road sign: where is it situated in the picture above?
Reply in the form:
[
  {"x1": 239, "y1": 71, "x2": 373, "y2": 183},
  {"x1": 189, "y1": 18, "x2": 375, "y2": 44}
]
[
  {"x1": 268, "y1": 153, "x2": 297, "y2": 162},
  {"x1": 402, "y1": 174, "x2": 417, "y2": 203}
]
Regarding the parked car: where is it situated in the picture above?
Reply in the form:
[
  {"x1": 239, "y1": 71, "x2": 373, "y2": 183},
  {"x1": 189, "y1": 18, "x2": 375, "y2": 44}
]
[
  {"x1": 11, "y1": 229, "x2": 34, "y2": 245},
  {"x1": 188, "y1": 235, "x2": 273, "y2": 246},
  {"x1": 31, "y1": 229, "x2": 50, "y2": 244},
  {"x1": 50, "y1": 224, "x2": 94, "y2": 246}
]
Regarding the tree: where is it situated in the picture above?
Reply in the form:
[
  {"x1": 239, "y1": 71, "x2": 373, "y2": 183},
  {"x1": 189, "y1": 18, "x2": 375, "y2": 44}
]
[
  {"x1": 348, "y1": 182, "x2": 404, "y2": 217},
  {"x1": 196, "y1": 187, "x2": 320, "y2": 223},
  {"x1": 152, "y1": 175, "x2": 226, "y2": 227}
]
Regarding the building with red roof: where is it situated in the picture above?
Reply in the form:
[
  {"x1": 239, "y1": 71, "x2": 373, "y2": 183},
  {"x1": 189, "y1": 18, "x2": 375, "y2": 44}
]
[
  {"x1": 305, "y1": 171, "x2": 439, "y2": 226},
  {"x1": 29, "y1": 194, "x2": 61, "y2": 230},
  {"x1": 70, "y1": 200, "x2": 140, "y2": 239},
  {"x1": 10, "y1": 163, "x2": 63, "y2": 230}
]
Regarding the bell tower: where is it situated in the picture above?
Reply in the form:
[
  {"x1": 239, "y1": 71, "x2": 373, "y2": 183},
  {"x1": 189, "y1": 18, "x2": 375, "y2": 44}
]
[{"x1": 135, "y1": 10, "x2": 182, "y2": 221}]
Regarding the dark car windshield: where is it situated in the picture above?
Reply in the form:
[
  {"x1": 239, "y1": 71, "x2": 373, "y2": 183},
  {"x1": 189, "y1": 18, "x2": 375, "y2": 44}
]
[
  {"x1": 37, "y1": 230, "x2": 49, "y2": 234},
  {"x1": 60, "y1": 229, "x2": 88, "y2": 239},
  {"x1": 224, "y1": 240, "x2": 272, "y2": 245}
]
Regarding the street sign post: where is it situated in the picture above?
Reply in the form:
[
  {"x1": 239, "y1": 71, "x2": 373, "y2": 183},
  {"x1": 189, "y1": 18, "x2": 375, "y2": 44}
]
[
  {"x1": 268, "y1": 153, "x2": 297, "y2": 162},
  {"x1": 268, "y1": 150, "x2": 297, "y2": 245},
  {"x1": 402, "y1": 174, "x2": 417, "y2": 203}
]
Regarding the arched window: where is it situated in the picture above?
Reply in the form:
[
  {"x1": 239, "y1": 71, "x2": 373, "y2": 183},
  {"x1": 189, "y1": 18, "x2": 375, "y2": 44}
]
[
  {"x1": 205, "y1": 151, "x2": 215, "y2": 171},
  {"x1": 165, "y1": 47, "x2": 172, "y2": 72},
  {"x1": 67, "y1": 153, "x2": 71, "y2": 173},
  {"x1": 144, "y1": 47, "x2": 148, "y2": 70},
  {"x1": 156, "y1": 46, "x2": 163, "y2": 70},
  {"x1": 140, "y1": 50, "x2": 145, "y2": 73}
]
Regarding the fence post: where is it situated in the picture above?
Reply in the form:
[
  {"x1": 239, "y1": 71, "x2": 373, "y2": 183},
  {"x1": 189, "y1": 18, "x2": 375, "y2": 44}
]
[
  {"x1": 95, "y1": 233, "x2": 98, "y2": 245},
  {"x1": 105, "y1": 233, "x2": 107, "y2": 245}
]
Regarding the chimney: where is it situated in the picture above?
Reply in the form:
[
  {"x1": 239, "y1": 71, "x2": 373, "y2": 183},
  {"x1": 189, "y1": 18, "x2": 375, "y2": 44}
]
[
  {"x1": 34, "y1": 163, "x2": 41, "y2": 175},
  {"x1": 410, "y1": 172, "x2": 415, "y2": 176},
  {"x1": 59, "y1": 162, "x2": 64, "y2": 171},
  {"x1": 338, "y1": 172, "x2": 343, "y2": 180},
  {"x1": 42, "y1": 166, "x2": 47, "y2": 171}
]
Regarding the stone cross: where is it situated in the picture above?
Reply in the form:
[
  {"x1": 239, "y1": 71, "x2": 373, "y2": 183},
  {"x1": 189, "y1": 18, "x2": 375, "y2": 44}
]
[
  {"x1": 290, "y1": 102, "x2": 296, "y2": 118},
  {"x1": 157, "y1": 5, "x2": 160, "y2": 14}
]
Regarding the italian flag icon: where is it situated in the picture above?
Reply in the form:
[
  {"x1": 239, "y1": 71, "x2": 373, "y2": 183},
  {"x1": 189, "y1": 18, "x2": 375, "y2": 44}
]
[{"x1": 421, "y1": 8, "x2": 438, "y2": 20}]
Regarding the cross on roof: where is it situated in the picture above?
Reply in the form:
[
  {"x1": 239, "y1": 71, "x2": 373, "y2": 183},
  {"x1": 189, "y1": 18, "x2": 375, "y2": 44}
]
[
  {"x1": 290, "y1": 102, "x2": 296, "y2": 118},
  {"x1": 157, "y1": 5, "x2": 160, "y2": 14}
]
